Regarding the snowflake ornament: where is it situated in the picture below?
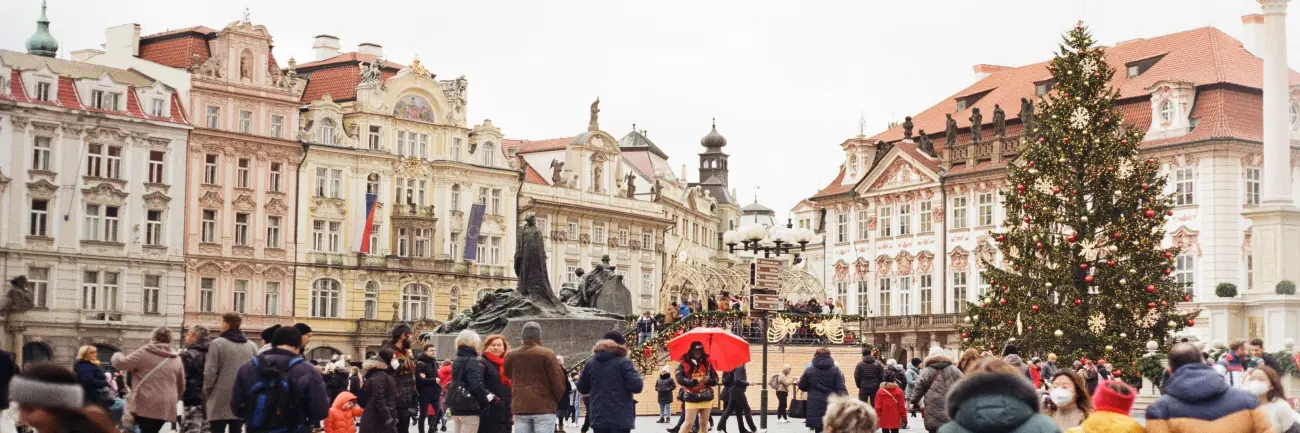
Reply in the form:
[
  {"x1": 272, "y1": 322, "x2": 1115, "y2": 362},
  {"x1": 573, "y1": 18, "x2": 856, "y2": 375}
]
[
  {"x1": 1081, "y1": 57, "x2": 1100, "y2": 76},
  {"x1": 1138, "y1": 310, "x2": 1161, "y2": 328},
  {"x1": 1070, "y1": 107, "x2": 1091, "y2": 129},
  {"x1": 1088, "y1": 312, "x2": 1107, "y2": 334},
  {"x1": 1080, "y1": 238, "x2": 1109, "y2": 261}
]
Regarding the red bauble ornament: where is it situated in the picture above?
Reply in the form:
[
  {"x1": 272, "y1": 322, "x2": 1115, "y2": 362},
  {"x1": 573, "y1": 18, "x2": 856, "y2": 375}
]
[
  {"x1": 961, "y1": 332, "x2": 969, "y2": 338},
  {"x1": 1113, "y1": 232, "x2": 1122, "y2": 239},
  {"x1": 1024, "y1": 217, "x2": 1032, "y2": 223},
  {"x1": 997, "y1": 235, "x2": 1006, "y2": 242},
  {"x1": 1007, "y1": 320, "x2": 1015, "y2": 325},
  {"x1": 1168, "y1": 210, "x2": 1174, "y2": 216},
  {"x1": 1039, "y1": 137, "x2": 1046, "y2": 143},
  {"x1": 1146, "y1": 285, "x2": 1156, "y2": 293},
  {"x1": 1107, "y1": 260, "x2": 1116, "y2": 267},
  {"x1": 1183, "y1": 295, "x2": 1191, "y2": 302},
  {"x1": 1029, "y1": 161, "x2": 1036, "y2": 167},
  {"x1": 1063, "y1": 137, "x2": 1070, "y2": 143},
  {"x1": 1073, "y1": 189, "x2": 1080, "y2": 195},
  {"x1": 1036, "y1": 242, "x2": 1044, "y2": 249},
  {"x1": 1145, "y1": 209, "x2": 1156, "y2": 218},
  {"x1": 1147, "y1": 302, "x2": 1157, "y2": 309},
  {"x1": 1141, "y1": 183, "x2": 1149, "y2": 190},
  {"x1": 1027, "y1": 326, "x2": 1034, "y2": 331},
  {"x1": 1080, "y1": 263, "x2": 1089, "y2": 269},
  {"x1": 1187, "y1": 319, "x2": 1195, "y2": 326},
  {"x1": 1122, "y1": 139, "x2": 1128, "y2": 144},
  {"x1": 1085, "y1": 275, "x2": 1095, "y2": 283},
  {"x1": 1165, "y1": 251, "x2": 1174, "y2": 259},
  {"x1": 1053, "y1": 186, "x2": 1061, "y2": 194},
  {"x1": 1161, "y1": 300, "x2": 1168, "y2": 307},
  {"x1": 1000, "y1": 298, "x2": 1008, "y2": 305},
  {"x1": 1094, "y1": 72, "x2": 1101, "y2": 78},
  {"x1": 1148, "y1": 158, "x2": 1156, "y2": 164},
  {"x1": 1074, "y1": 299, "x2": 1083, "y2": 305},
  {"x1": 1067, "y1": 235, "x2": 1077, "y2": 243},
  {"x1": 1165, "y1": 268, "x2": 1173, "y2": 275},
  {"x1": 1017, "y1": 184, "x2": 1026, "y2": 193},
  {"x1": 1103, "y1": 118, "x2": 1110, "y2": 123},
  {"x1": 1065, "y1": 92, "x2": 1072, "y2": 97},
  {"x1": 1032, "y1": 305, "x2": 1040, "y2": 312}
]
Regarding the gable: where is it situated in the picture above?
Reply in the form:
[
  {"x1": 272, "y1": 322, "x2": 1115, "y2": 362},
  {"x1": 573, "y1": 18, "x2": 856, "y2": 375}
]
[{"x1": 857, "y1": 148, "x2": 938, "y2": 194}]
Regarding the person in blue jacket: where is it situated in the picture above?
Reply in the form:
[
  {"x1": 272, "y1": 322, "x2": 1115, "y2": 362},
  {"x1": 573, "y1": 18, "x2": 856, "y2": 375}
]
[{"x1": 576, "y1": 331, "x2": 644, "y2": 433}]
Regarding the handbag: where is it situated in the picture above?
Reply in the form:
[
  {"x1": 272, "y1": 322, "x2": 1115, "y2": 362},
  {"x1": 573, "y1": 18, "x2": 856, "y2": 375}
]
[
  {"x1": 443, "y1": 360, "x2": 481, "y2": 413},
  {"x1": 122, "y1": 358, "x2": 174, "y2": 428},
  {"x1": 680, "y1": 364, "x2": 715, "y2": 403},
  {"x1": 788, "y1": 389, "x2": 807, "y2": 419}
]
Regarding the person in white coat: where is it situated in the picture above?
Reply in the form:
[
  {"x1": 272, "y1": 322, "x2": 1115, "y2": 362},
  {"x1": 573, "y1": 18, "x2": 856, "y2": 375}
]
[{"x1": 1243, "y1": 366, "x2": 1300, "y2": 433}]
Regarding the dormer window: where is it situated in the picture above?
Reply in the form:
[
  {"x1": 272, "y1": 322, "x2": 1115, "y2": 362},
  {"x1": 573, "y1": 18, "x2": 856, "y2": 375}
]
[
  {"x1": 956, "y1": 99, "x2": 969, "y2": 111},
  {"x1": 90, "y1": 90, "x2": 119, "y2": 111},
  {"x1": 955, "y1": 91, "x2": 989, "y2": 111},
  {"x1": 1034, "y1": 79, "x2": 1055, "y2": 96},
  {"x1": 35, "y1": 81, "x2": 52, "y2": 101},
  {"x1": 320, "y1": 118, "x2": 335, "y2": 145},
  {"x1": 150, "y1": 98, "x2": 164, "y2": 117},
  {"x1": 1125, "y1": 54, "x2": 1165, "y2": 79}
]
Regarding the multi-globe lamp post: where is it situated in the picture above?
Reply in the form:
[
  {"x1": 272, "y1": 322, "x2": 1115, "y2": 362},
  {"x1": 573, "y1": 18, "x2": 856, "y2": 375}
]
[{"x1": 722, "y1": 219, "x2": 818, "y2": 428}]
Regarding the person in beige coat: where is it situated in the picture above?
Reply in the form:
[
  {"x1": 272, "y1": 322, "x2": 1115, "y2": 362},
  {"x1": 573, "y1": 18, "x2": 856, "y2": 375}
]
[
  {"x1": 204, "y1": 312, "x2": 259, "y2": 433},
  {"x1": 112, "y1": 326, "x2": 185, "y2": 433}
]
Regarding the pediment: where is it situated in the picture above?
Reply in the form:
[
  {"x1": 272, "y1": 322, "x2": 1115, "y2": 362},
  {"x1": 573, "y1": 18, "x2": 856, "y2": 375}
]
[
  {"x1": 81, "y1": 182, "x2": 129, "y2": 205},
  {"x1": 859, "y1": 150, "x2": 937, "y2": 193}
]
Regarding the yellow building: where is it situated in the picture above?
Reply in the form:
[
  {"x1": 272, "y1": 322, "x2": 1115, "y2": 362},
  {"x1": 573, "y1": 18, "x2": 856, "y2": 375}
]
[{"x1": 292, "y1": 38, "x2": 517, "y2": 360}]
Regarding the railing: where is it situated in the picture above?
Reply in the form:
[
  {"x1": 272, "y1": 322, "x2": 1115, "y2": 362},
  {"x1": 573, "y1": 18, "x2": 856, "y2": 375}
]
[
  {"x1": 310, "y1": 252, "x2": 346, "y2": 266},
  {"x1": 82, "y1": 311, "x2": 123, "y2": 322},
  {"x1": 392, "y1": 204, "x2": 437, "y2": 218},
  {"x1": 863, "y1": 313, "x2": 961, "y2": 332},
  {"x1": 359, "y1": 254, "x2": 388, "y2": 268}
]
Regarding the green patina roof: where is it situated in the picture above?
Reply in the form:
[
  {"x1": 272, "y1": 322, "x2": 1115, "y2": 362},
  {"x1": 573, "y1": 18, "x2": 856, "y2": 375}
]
[{"x1": 26, "y1": 0, "x2": 58, "y2": 58}]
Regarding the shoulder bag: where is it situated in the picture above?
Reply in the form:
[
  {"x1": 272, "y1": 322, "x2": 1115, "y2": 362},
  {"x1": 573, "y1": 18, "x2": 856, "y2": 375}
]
[
  {"x1": 443, "y1": 359, "x2": 481, "y2": 412},
  {"x1": 122, "y1": 357, "x2": 175, "y2": 429}
]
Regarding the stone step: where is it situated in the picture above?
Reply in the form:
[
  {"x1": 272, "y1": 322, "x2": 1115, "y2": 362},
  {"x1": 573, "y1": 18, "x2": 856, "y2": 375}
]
[{"x1": 1130, "y1": 393, "x2": 1160, "y2": 419}]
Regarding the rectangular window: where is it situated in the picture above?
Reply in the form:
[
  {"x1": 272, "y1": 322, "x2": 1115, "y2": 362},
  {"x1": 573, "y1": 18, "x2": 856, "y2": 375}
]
[
  {"x1": 234, "y1": 213, "x2": 250, "y2": 246},
  {"x1": 450, "y1": 231, "x2": 461, "y2": 261},
  {"x1": 369, "y1": 126, "x2": 381, "y2": 150},
  {"x1": 919, "y1": 274, "x2": 933, "y2": 314},
  {"x1": 264, "y1": 282, "x2": 281, "y2": 316},
  {"x1": 951, "y1": 196, "x2": 968, "y2": 229},
  {"x1": 618, "y1": 229, "x2": 629, "y2": 247},
  {"x1": 28, "y1": 267, "x2": 49, "y2": 308},
  {"x1": 953, "y1": 271, "x2": 968, "y2": 314},
  {"x1": 330, "y1": 169, "x2": 343, "y2": 198},
  {"x1": 977, "y1": 271, "x2": 991, "y2": 297},
  {"x1": 837, "y1": 282, "x2": 849, "y2": 313},
  {"x1": 899, "y1": 276, "x2": 912, "y2": 315},
  {"x1": 643, "y1": 231, "x2": 653, "y2": 249},
  {"x1": 269, "y1": 162, "x2": 283, "y2": 192},
  {"x1": 879, "y1": 206, "x2": 893, "y2": 237},
  {"x1": 199, "y1": 277, "x2": 215, "y2": 313},
  {"x1": 641, "y1": 271, "x2": 653, "y2": 297},
  {"x1": 491, "y1": 236, "x2": 502, "y2": 264},
  {"x1": 878, "y1": 278, "x2": 891, "y2": 316},
  {"x1": 1175, "y1": 254, "x2": 1195, "y2": 293},
  {"x1": 370, "y1": 224, "x2": 381, "y2": 254},
  {"x1": 311, "y1": 220, "x2": 324, "y2": 251},
  {"x1": 856, "y1": 281, "x2": 869, "y2": 315},
  {"x1": 977, "y1": 193, "x2": 995, "y2": 226},
  {"x1": 203, "y1": 154, "x2": 218, "y2": 185},
  {"x1": 35, "y1": 82, "x2": 51, "y2": 101},
  {"x1": 837, "y1": 213, "x2": 848, "y2": 243},
  {"x1": 85, "y1": 144, "x2": 117, "y2": 178},
  {"x1": 415, "y1": 228, "x2": 431, "y2": 258},
  {"x1": 29, "y1": 199, "x2": 49, "y2": 237},
  {"x1": 451, "y1": 138, "x2": 462, "y2": 161},
  {"x1": 145, "y1": 210, "x2": 163, "y2": 246},
  {"x1": 233, "y1": 279, "x2": 248, "y2": 314},
  {"x1": 395, "y1": 177, "x2": 407, "y2": 205},
  {"x1": 567, "y1": 222, "x2": 578, "y2": 240},
  {"x1": 491, "y1": 189, "x2": 502, "y2": 215},
  {"x1": 328, "y1": 221, "x2": 341, "y2": 252},
  {"x1": 238, "y1": 110, "x2": 252, "y2": 133},
  {"x1": 206, "y1": 106, "x2": 220, "y2": 129},
  {"x1": 418, "y1": 180, "x2": 428, "y2": 206},
  {"x1": 81, "y1": 271, "x2": 120, "y2": 312},
  {"x1": 898, "y1": 203, "x2": 912, "y2": 235},
  {"x1": 270, "y1": 115, "x2": 283, "y2": 138},
  {"x1": 1175, "y1": 168, "x2": 1194, "y2": 205},
  {"x1": 83, "y1": 204, "x2": 119, "y2": 242},
  {"x1": 91, "y1": 90, "x2": 119, "y2": 110},
  {"x1": 266, "y1": 216, "x2": 281, "y2": 248},
  {"x1": 148, "y1": 151, "x2": 165, "y2": 183},
  {"x1": 150, "y1": 98, "x2": 164, "y2": 117},
  {"x1": 419, "y1": 134, "x2": 429, "y2": 158},
  {"x1": 593, "y1": 223, "x2": 606, "y2": 244},
  {"x1": 32, "y1": 136, "x2": 51, "y2": 171},
  {"x1": 856, "y1": 210, "x2": 869, "y2": 241},
  {"x1": 236, "y1": 158, "x2": 251, "y2": 188},
  {"x1": 477, "y1": 236, "x2": 486, "y2": 263},
  {"x1": 315, "y1": 168, "x2": 327, "y2": 197},
  {"x1": 477, "y1": 188, "x2": 488, "y2": 206},
  {"x1": 398, "y1": 228, "x2": 410, "y2": 257},
  {"x1": 450, "y1": 187, "x2": 460, "y2": 211},
  {"x1": 397, "y1": 131, "x2": 407, "y2": 157},
  {"x1": 1246, "y1": 168, "x2": 1261, "y2": 205},
  {"x1": 83, "y1": 204, "x2": 99, "y2": 240},
  {"x1": 200, "y1": 209, "x2": 217, "y2": 243}
]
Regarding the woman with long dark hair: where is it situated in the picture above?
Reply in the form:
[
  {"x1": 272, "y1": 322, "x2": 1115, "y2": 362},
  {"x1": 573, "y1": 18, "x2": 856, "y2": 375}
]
[
  {"x1": 10, "y1": 361, "x2": 118, "y2": 433},
  {"x1": 674, "y1": 342, "x2": 718, "y2": 433},
  {"x1": 1043, "y1": 370, "x2": 1093, "y2": 431}
]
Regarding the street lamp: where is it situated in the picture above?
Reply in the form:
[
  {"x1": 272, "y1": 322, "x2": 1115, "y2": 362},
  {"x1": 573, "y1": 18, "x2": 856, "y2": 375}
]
[{"x1": 722, "y1": 218, "x2": 815, "y2": 429}]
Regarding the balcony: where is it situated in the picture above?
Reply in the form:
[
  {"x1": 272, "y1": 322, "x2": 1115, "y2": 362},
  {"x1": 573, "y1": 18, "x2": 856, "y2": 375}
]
[
  {"x1": 392, "y1": 204, "x2": 437, "y2": 219},
  {"x1": 81, "y1": 310, "x2": 124, "y2": 323},
  {"x1": 309, "y1": 252, "x2": 346, "y2": 266},
  {"x1": 862, "y1": 313, "x2": 961, "y2": 332},
  {"x1": 359, "y1": 254, "x2": 389, "y2": 268}
]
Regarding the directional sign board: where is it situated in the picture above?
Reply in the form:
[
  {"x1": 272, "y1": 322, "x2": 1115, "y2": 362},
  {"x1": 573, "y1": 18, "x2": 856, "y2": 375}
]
[
  {"x1": 753, "y1": 258, "x2": 783, "y2": 291},
  {"x1": 751, "y1": 293, "x2": 783, "y2": 311}
]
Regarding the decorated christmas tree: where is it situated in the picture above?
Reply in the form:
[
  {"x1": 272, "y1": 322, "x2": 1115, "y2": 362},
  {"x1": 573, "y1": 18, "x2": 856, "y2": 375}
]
[{"x1": 957, "y1": 23, "x2": 1198, "y2": 384}]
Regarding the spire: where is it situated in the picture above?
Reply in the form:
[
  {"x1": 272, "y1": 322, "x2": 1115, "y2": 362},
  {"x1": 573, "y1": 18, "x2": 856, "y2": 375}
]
[{"x1": 26, "y1": 0, "x2": 59, "y2": 58}]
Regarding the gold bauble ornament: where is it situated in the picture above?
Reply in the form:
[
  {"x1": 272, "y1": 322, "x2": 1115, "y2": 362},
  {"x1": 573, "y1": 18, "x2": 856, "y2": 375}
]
[
  {"x1": 1054, "y1": 329, "x2": 1064, "y2": 337},
  {"x1": 1105, "y1": 345, "x2": 1114, "y2": 351},
  {"x1": 1120, "y1": 332, "x2": 1128, "y2": 338},
  {"x1": 1167, "y1": 320, "x2": 1177, "y2": 328},
  {"x1": 1119, "y1": 278, "x2": 1127, "y2": 285},
  {"x1": 1081, "y1": 216, "x2": 1089, "y2": 222}
]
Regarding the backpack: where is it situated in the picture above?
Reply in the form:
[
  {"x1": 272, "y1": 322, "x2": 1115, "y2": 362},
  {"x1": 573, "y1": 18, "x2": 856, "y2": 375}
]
[{"x1": 240, "y1": 355, "x2": 304, "y2": 433}]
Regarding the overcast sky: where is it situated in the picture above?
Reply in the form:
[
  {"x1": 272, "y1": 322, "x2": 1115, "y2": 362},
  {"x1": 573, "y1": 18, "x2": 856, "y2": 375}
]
[{"x1": 4, "y1": 0, "x2": 1298, "y2": 218}]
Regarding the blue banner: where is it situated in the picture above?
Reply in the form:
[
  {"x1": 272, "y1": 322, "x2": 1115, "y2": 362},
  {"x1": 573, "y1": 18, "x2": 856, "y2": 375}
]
[{"x1": 464, "y1": 203, "x2": 486, "y2": 261}]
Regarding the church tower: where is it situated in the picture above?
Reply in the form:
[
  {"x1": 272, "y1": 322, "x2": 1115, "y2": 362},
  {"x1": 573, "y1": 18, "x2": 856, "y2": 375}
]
[{"x1": 697, "y1": 119, "x2": 733, "y2": 203}]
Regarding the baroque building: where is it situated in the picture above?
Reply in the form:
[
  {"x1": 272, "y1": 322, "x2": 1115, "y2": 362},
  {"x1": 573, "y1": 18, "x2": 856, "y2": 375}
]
[
  {"x1": 0, "y1": 4, "x2": 189, "y2": 364},
  {"x1": 83, "y1": 18, "x2": 305, "y2": 335},
  {"x1": 803, "y1": 21, "x2": 1300, "y2": 361},
  {"x1": 292, "y1": 36, "x2": 518, "y2": 359}
]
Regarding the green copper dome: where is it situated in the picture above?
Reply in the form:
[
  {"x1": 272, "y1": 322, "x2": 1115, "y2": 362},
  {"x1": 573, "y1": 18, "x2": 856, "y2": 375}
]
[{"x1": 26, "y1": 0, "x2": 58, "y2": 58}]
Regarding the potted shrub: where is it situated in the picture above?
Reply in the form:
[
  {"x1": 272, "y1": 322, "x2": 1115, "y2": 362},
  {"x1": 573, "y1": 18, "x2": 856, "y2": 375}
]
[
  {"x1": 1277, "y1": 280, "x2": 1296, "y2": 295},
  {"x1": 1215, "y1": 282, "x2": 1238, "y2": 298}
]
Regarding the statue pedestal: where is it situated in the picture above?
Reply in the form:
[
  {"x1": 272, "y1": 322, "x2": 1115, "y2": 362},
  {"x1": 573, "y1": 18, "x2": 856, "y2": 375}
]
[{"x1": 432, "y1": 316, "x2": 625, "y2": 365}]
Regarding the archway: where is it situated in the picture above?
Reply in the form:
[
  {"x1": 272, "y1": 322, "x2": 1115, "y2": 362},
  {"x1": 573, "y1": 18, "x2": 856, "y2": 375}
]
[
  {"x1": 307, "y1": 346, "x2": 342, "y2": 364},
  {"x1": 22, "y1": 342, "x2": 52, "y2": 364}
]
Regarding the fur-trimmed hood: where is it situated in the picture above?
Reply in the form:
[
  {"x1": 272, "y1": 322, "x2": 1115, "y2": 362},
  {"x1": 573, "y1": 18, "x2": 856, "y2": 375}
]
[
  {"x1": 945, "y1": 372, "x2": 1044, "y2": 431},
  {"x1": 923, "y1": 354, "x2": 953, "y2": 368},
  {"x1": 362, "y1": 358, "x2": 389, "y2": 374},
  {"x1": 591, "y1": 339, "x2": 628, "y2": 359}
]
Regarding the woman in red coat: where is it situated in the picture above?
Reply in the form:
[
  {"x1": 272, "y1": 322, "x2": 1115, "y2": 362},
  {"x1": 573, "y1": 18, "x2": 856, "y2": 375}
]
[{"x1": 873, "y1": 371, "x2": 906, "y2": 433}]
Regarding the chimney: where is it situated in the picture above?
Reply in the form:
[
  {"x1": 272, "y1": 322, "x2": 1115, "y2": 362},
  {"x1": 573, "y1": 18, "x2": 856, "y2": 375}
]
[
  {"x1": 1242, "y1": 14, "x2": 1266, "y2": 57},
  {"x1": 972, "y1": 64, "x2": 1010, "y2": 81},
  {"x1": 312, "y1": 34, "x2": 340, "y2": 61},
  {"x1": 71, "y1": 48, "x2": 103, "y2": 62},
  {"x1": 104, "y1": 23, "x2": 141, "y2": 57},
  {"x1": 681, "y1": 164, "x2": 687, "y2": 180},
  {"x1": 357, "y1": 42, "x2": 383, "y2": 58}
]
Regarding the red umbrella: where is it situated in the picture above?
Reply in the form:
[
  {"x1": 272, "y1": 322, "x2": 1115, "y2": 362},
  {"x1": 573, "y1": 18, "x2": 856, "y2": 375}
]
[{"x1": 666, "y1": 327, "x2": 751, "y2": 372}]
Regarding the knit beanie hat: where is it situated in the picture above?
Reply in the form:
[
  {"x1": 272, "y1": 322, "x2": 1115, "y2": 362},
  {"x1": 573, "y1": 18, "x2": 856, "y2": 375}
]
[
  {"x1": 1092, "y1": 380, "x2": 1137, "y2": 414},
  {"x1": 1002, "y1": 342, "x2": 1019, "y2": 357},
  {"x1": 261, "y1": 324, "x2": 282, "y2": 344},
  {"x1": 378, "y1": 348, "x2": 395, "y2": 366},
  {"x1": 602, "y1": 331, "x2": 626, "y2": 345},
  {"x1": 272, "y1": 326, "x2": 303, "y2": 348},
  {"x1": 522, "y1": 321, "x2": 542, "y2": 342},
  {"x1": 293, "y1": 323, "x2": 313, "y2": 335}
]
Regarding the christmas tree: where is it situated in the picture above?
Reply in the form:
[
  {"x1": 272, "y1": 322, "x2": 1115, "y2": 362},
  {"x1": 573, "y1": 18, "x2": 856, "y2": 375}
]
[{"x1": 957, "y1": 23, "x2": 1198, "y2": 384}]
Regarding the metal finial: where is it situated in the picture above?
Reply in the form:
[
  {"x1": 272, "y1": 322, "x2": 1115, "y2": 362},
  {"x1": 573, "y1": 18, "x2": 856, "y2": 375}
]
[{"x1": 712, "y1": 117, "x2": 716, "y2": 129}]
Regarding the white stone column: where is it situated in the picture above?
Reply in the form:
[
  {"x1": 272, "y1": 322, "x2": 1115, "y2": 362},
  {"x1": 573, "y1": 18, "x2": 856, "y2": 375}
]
[{"x1": 1261, "y1": 0, "x2": 1292, "y2": 205}]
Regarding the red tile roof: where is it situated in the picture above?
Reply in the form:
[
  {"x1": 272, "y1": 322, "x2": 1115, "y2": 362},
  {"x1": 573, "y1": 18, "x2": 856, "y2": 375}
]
[
  {"x1": 297, "y1": 52, "x2": 403, "y2": 102},
  {"x1": 138, "y1": 27, "x2": 214, "y2": 69},
  {"x1": 55, "y1": 76, "x2": 84, "y2": 109},
  {"x1": 0, "y1": 67, "x2": 186, "y2": 124},
  {"x1": 520, "y1": 157, "x2": 548, "y2": 185},
  {"x1": 810, "y1": 166, "x2": 851, "y2": 200},
  {"x1": 510, "y1": 137, "x2": 575, "y2": 154},
  {"x1": 6, "y1": 70, "x2": 29, "y2": 103}
]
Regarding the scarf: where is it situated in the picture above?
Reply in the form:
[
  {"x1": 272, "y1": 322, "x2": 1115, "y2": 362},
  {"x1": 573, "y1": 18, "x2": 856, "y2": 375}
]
[{"x1": 484, "y1": 352, "x2": 511, "y2": 388}]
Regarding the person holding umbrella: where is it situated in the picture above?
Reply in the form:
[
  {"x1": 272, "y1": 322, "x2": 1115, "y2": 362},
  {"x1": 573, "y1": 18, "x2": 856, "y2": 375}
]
[{"x1": 674, "y1": 342, "x2": 718, "y2": 433}]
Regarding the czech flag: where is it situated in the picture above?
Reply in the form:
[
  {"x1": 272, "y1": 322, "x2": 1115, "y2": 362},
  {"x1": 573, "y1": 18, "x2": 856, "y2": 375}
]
[{"x1": 358, "y1": 192, "x2": 379, "y2": 253}]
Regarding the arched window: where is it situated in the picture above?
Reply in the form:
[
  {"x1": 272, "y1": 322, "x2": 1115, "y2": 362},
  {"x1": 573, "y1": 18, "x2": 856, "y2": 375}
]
[
  {"x1": 448, "y1": 286, "x2": 461, "y2": 319},
  {"x1": 1159, "y1": 100, "x2": 1174, "y2": 123},
  {"x1": 22, "y1": 342, "x2": 52, "y2": 364},
  {"x1": 483, "y1": 142, "x2": 495, "y2": 167},
  {"x1": 402, "y1": 284, "x2": 430, "y2": 321},
  {"x1": 364, "y1": 281, "x2": 379, "y2": 320},
  {"x1": 366, "y1": 173, "x2": 380, "y2": 195},
  {"x1": 320, "y1": 118, "x2": 336, "y2": 145},
  {"x1": 310, "y1": 279, "x2": 342, "y2": 318}
]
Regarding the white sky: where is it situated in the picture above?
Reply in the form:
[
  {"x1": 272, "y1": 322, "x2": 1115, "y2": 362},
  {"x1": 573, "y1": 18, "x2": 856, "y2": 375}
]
[{"x1": 3, "y1": 0, "x2": 1298, "y2": 218}]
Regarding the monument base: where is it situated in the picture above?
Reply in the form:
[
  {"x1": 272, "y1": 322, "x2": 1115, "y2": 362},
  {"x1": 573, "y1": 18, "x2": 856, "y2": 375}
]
[{"x1": 432, "y1": 316, "x2": 625, "y2": 366}]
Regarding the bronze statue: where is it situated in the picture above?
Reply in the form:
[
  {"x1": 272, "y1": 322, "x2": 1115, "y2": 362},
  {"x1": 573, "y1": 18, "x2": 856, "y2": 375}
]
[
  {"x1": 514, "y1": 215, "x2": 567, "y2": 313},
  {"x1": 625, "y1": 172, "x2": 637, "y2": 198},
  {"x1": 3, "y1": 276, "x2": 34, "y2": 313},
  {"x1": 945, "y1": 113, "x2": 958, "y2": 146},
  {"x1": 589, "y1": 98, "x2": 601, "y2": 129},
  {"x1": 902, "y1": 116, "x2": 914, "y2": 140},
  {"x1": 917, "y1": 130, "x2": 935, "y2": 156},
  {"x1": 992, "y1": 104, "x2": 1006, "y2": 137},
  {"x1": 969, "y1": 107, "x2": 983, "y2": 143},
  {"x1": 1019, "y1": 97, "x2": 1035, "y2": 133},
  {"x1": 550, "y1": 159, "x2": 565, "y2": 185}
]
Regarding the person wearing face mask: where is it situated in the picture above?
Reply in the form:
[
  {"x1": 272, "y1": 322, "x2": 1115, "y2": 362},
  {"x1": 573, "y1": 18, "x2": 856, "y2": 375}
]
[
  {"x1": 360, "y1": 349, "x2": 399, "y2": 433},
  {"x1": 1145, "y1": 343, "x2": 1272, "y2": 433},
  {"x1": 1042, "y1": 370, "x2": 1093, "y2": 431},
  {"x1": 1064, "y1": 380, "x2": 1143, "y2": 433},
  {"x1": 1243, "y1": 366, "x2": 1299, "y2": 433}
]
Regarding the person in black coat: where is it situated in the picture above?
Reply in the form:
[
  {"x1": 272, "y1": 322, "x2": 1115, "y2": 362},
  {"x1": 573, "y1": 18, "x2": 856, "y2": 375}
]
[
  {"x1": 447, "y1": 331, "x2": 491, "y2": 430},
  {"x1": 575, "y1": 331, "x2": 643, "y2": 433},
  {"x1": 415, "y1": 346, "x2": 441, "y2": 433},
  {"x1": 654, "y1": 368, "x2": 675, "y2": 423},
  {"x1": 477, "y1": 336, "x2": 512, "y2": 433},
  {"x1": 360, "y1": 350, "x2": 399, "y2": 433},
  {"x1": 799, "y1": 348, "x2": 848, "y2": 433},
  {"x1": 73, "y1": 347, "x2": 112, "y2": 407},
  {"x1": 718, "y1": 364, "x2": 756, "y2": 433},
  {"x1": 853, "y1": 349, "x2": 884, "y2": 405}
]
